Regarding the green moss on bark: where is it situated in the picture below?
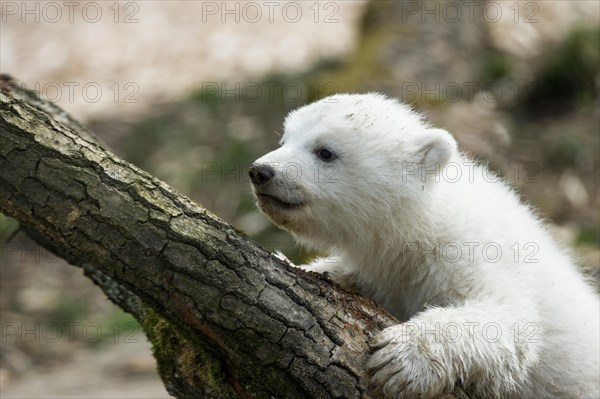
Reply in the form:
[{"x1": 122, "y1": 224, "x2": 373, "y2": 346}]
[{"x1": 142, "y1": 307, "x2": 237, "y2": 398}]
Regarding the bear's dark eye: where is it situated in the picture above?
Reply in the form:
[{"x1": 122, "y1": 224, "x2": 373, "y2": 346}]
[{"x1": 316, "y1": 148, "x2": 337, "y2": 162}]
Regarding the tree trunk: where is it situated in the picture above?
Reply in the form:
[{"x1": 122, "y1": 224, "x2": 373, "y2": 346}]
[{"x1": 0, "y1": 74, "x2": 468, "y2": 398}]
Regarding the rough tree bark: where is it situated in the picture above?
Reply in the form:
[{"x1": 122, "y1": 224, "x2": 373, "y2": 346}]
[{"x1": 0, "y1": 75, "x2": 469, "y2": 399}]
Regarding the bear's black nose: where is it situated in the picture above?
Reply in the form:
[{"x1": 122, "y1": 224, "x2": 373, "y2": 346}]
[{"x1": 248, "y1": 163, "x2": 275, "y2": 186}]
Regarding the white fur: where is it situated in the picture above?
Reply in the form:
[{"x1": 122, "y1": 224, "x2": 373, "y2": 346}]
[{"x1": 250, "y1": 93, "x2": 599, "y2": 398}]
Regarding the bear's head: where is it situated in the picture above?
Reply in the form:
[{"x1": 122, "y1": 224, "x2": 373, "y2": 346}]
[{"x1": 249, "y1": 93, "x2": 457, "y2": 249}]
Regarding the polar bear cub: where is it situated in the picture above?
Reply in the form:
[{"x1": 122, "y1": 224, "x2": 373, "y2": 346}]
[{"x1": 248, "y1": 93, "x2": 599, "y2": 398}]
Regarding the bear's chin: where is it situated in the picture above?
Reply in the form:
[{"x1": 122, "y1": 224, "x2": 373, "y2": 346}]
[
  {"x1": 260, "y1": 208, "x2": 312, "y2": 238},
  {"x1": 257, "y1": 196, "x2": 303, "y2": 211}
]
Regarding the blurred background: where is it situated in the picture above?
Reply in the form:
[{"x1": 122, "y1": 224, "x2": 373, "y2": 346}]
[{"x1": 1, "y1": 1, "x2": 598, "y2": 397}]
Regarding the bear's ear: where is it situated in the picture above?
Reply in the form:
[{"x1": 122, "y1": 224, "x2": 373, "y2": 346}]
[{"x1": 411, "y1": 128, "x2": 457, "y2": 168}]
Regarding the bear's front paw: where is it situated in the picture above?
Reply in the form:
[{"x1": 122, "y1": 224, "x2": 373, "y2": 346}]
[{"x1": 367, "y1": 324, "x2": 451, "y2": 399}]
